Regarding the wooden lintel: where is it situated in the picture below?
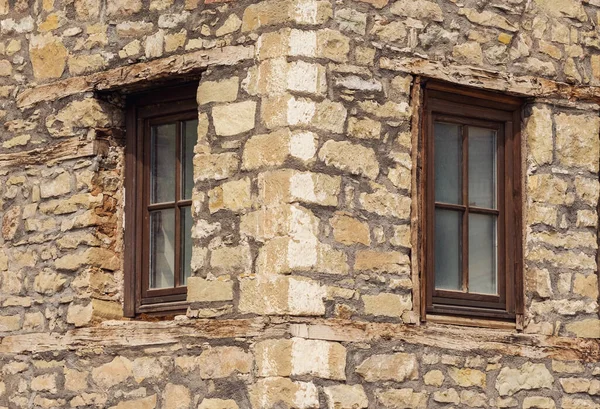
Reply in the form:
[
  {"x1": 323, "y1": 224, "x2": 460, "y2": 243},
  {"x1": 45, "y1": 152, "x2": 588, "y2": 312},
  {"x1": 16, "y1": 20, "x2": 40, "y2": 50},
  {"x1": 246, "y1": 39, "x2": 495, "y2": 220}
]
[
  {"x1": 380, "y1": 57, "x2": 600, "y2": 104},
  {"x1": 0, "y1": 138, "x2": 95, "y2": 169},
  {"x1": 1, "y1": 317, "x2": 598, "y2": 362},
  {"x1": 16, "y1": 45, "x2": 255, "y2": 108}
]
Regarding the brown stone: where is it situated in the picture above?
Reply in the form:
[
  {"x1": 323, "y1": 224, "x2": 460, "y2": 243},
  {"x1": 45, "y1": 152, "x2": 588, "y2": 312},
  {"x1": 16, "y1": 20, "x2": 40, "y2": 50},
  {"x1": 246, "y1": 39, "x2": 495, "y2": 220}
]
[{"x1": 330, "y1": 212, "x2": 370, "y2": 246}]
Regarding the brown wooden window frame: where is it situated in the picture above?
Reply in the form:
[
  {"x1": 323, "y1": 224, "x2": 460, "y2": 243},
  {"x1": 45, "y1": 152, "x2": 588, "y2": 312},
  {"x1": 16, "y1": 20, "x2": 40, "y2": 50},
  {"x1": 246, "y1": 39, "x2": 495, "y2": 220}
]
[
  {"x1": 124, "y1": 83, "x2": 198, "y2": 317},
  {"x1": 421, "y1": 81, "x2": 524, "y2": 322}
]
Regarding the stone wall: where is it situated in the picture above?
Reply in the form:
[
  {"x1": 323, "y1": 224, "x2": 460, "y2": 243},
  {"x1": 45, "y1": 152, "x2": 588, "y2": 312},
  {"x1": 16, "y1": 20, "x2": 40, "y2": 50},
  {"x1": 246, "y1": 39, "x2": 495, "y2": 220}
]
[{"x1": 1, "y1": 0, "x2": 600, "y2": 407}]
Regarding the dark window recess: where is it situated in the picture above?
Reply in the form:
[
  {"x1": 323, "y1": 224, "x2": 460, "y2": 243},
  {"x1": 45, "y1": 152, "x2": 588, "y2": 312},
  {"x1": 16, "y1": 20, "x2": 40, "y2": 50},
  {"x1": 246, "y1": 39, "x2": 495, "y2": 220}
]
[
  {"x1": 124, "y1": 83, "x2": 198, "y2": 317},
  {"x1": 421, "y1": 81, "x2": 523, "y2": 322}
]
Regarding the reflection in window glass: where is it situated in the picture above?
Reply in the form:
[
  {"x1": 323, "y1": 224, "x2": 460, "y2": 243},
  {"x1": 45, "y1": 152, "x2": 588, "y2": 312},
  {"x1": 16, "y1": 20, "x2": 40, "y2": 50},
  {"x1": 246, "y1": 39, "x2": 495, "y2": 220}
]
[
  {"x1": 469, "y1": 213, "x2": 497, "y2": 294},
  {"x1": 434, "y1": 208, "x2": 462, "y2": 291},
  {"x1": 149, "y1": 209, "x2": 175, "y2": 289},
  {"x1": 469, "y1": 127, "x2": 497, "y2": 209},
  {"x1": 434, "y1": 122, "x2": 462, "y2": 205},
  {"x1": 150, "y1": 124, "x2": 176, "y2": 204},
  {"x1": 180, "y1": 206, "x2": 192, "y2": 286}
]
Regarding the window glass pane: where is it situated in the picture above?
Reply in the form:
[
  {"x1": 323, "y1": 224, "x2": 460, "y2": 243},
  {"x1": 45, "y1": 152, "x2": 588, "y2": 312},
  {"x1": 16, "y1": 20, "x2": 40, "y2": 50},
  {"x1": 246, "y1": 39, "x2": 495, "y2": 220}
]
[
  {"x1": 469, "y1": 213, "x2": 497, "y2": 295},
  {"x1": 468, "y1": 127, "x2": 497, "y2": 209},
  {"x1": 434, "y1": 208, "x2": 462, "y2": 291},
  {"x1": 181, "y1": 206, "x2": 192, "y2": 286},
  {"x1": 182, "y1": 119, "x2": 198, "y2": 200},
  {"x1": 149, "y1": 209, "x2": 175, "y2": 289},
  {"x1": 434, "y1": 122, "x2": 462, "y2": 204},
  {"x1": 150, "y1": 124, "x2": 176, "y2": 204}
]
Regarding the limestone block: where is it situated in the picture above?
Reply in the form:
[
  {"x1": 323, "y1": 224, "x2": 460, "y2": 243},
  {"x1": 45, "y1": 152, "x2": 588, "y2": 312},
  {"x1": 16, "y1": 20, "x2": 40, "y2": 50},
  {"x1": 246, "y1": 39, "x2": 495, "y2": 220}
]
[
  {"x1": 370, "y1": 20, "x2": 407, "y2": 44},
  {"x1": 330, "y1": 212, "x2": 370, "y2": 246},
  {"x1": 66, "y1": 302, "x2": 93, "y2": 327},
  {"x1": 0, "y1": 60, "x2": 11, "y2": 76},
  {"x1": 355, "y1": 250, "x2": 410, "y2": 274},
  {"x1": 199, "y1": 399, "x2": 239, "y2": 409},
  {"x1": 64, "y1": 368, "x2": 88, "y2": 392},
  {"x1": 0, "y1": 250, "x2": 7, "y2": 271},
  {"x1": 555, "y1": 113, "x2": 600, "y2": 172},
  {"x1": 216, "y1": 14, "x2": 242, "y2": 37},
  {"x1": 526, "y1": 106, "x2": 553, "y2": 167},
  {"x1": 243, "y1": 128, "x2": 317, "y2": 170},
  {"x1": 376, "y1": 388, "x2": 427, "y2": 409},
  {"x1": 208, "y1": 178, "x2": 253, "y2": 213},
  {"x1": 323, "y1": 384, "x2": 368, "y2": 409},
  {"x1": 194, "y1": 152, "x2": 239, "y2": 182},
  {"x1": 528, "y1": 174, "x2": 569, "y2": 205},
  {"x1": 347, "y1": 117, "x2": 381, "y2": 140},
  {"x1": 187, "y1": 277, "x2": 233, "y2": 302},
  {"x1": 2, "y1": 206, "x2": 20, "y2": 240},
  {"x1": 495, "y1": 363, "x2": 553, "y2": 396},
  {"x1": 197, "y1": 77, "x2": 239, "y2": 105},
  {"x1": 561, "y1": 398, "x2": 600, "y2": 409},
  {"x1": 132, "y1": 358, "x2": 164, "y2": 383},
  {"x1": 197, "y1": 346, "x2": 252, "y2": 379},
  {"x1": 574, "y1": 177, "x2": 599, "y2": 206},
  {"x1": 448, "y1": 367, "x2": 486, "y2": 388},
  {"x1": 55, "y1": 247, "x2": 120, "y2": 271},
  {"x1": 317, "y1": 29, "x2": 350, "y2": 63},
  {"x1": 565, "y1": 319, "x2": 600, "y2": 338},
  {"x1": 424, "y1": 370, "x2": 444, "y2": 387},
  {"x1": 210, "y1": 244, "x2": 252, "y2": 275},
  {"x1": 242, "y1": 0, "x2": 331, "y2": 32},
  {"x1": 241, "y1": 204, "x2": 319, "y2": 242},
  {"x1": 163, "y1": 384, "x2": 190, "y2": 409},
  {"x1": 258, "y1": 169, "x2": 341, "y2": 207},
  {"x1": 91, "y1": 357, "x2": 133, "y2": 389},
  {"x1": 33, "y1": 270, "x2": 67, "y2": 295},
  {"x1": 390, "y1": 225, "x2": 411, "y2": 248},
  {"x1": 106, "y1": 0, "x2": 142, "y2": 16},
  {"x1": 355, "y1": 353, "x2": 418, "y2": 382},
  {"x1": 358, "y1": 100, "x2": 411, "y2": 120},
  {"x1": 40, "y1": 172, "x2": 71, "y2": 198},
  {"x1": 46, "y1": 98, "x2": 112, "y2": 138},
  {"x1": 248, "y1": 377, "x2": 319, "y2": 409},
  {"x1": 212, "y1": 100, "x2": 256, "y2": 136},
  {"x1": 525, "y1": 268, "x2": 553, "y2": 298},
  {"x1": 29, "y1": 33, "x2": 67, "y2": 79},
  {"x1": 362, "y1": 293, "x2": 412, "y2": 317},
  {"x1": 523, "y1": 397, "x2": 556, "y2": 409},
  {"x1": 552, "y1": 360, "x2": 585, "y2": 374},
  {"x1": 238, "y1": 275, "x2": 326, "y2": 316},
  {"x1": 357, "y1": 0, "x2": 388, "y2": 8},
  {"x1": 433, "y1": 388, "x2": 460, "y2": 404},
  {"x1": 68, "y1": 54, "x2": 105, "y2": 75},
  {"x1": 560, "y1": 377, "x2": 591, "y2": 393},
  {"x1": 460, "y1": 390, "x2": 487, "y2": 407},
  {"x1": 261, "y1": 94, "x2": 346, "y2": 133},
  {"x1": 335, "y1": 8, "x2": 367, "y2": 35},
  {"x1": 246, "y1": 59, "x2": 327, "y2": 97},
  {"x1": 573, "y1": 273, "x2": 599, "y2": 299},
  {"x1": 533, "y1": 0, "x2": 587, "y2": 21},
  {"x1": 318, "y1": 140, "x2": 379, "y2": 179},
  {"x1": 390, "y1": 0, "x2": 443, "y2": 22},
  {"x1": 458, "y1": 8, "x2": 519, "y2": 32},
  {"x1": 256, "y1": 236, "x2": 348, "y2": 275},
  {"x1": 453, "y1": 42, "x2": 484, "y2": 65},
  {"x1": 31, "y1": 374, "x2": 57, "y2": 393},
  {"x1": 0, "y1": 315, "x2": 21, "y2": 332}
]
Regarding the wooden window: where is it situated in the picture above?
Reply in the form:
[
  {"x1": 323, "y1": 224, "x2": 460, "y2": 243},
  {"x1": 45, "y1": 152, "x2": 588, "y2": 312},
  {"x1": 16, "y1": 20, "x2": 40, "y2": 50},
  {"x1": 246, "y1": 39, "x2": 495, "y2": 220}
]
[
  {"x1": 421, "y1": 81, "x2": 523, "y2": 322},
  {"x1": 124, "y1": 83, "x2": 198, "y2": 317}
]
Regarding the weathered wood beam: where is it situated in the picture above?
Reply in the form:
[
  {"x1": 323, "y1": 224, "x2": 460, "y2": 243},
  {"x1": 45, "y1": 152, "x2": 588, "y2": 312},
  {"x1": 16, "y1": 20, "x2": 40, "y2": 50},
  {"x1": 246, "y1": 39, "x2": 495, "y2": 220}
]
[
  {"x1": 0, "y1": 138, "x2": 96, "y2": 168},
  {"x1": 16, "y1": 45, "x2": 255, "y2": 108},
  {"x1": 380, "y1": 57, "x2": 600, "y2": 104},
  {"x1": 1, "y1": 317, "x2": 598, "y2": 362}
]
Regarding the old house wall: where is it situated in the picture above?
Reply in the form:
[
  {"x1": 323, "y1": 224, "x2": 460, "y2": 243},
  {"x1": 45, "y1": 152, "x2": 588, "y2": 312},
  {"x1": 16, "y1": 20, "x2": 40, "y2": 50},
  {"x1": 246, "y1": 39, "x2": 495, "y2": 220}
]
[{"x1": 1, "y1": 0, "x2": 600, "y2": 408}]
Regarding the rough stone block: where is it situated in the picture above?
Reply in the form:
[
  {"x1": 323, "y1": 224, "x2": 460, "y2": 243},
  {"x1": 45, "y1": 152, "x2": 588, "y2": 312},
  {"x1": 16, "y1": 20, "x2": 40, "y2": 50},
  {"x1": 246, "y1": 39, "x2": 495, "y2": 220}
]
[
  {"x1": 208, "y1": 178, "x2": 253, "y2": 213},
  {"x1": 356, "y1": 353, "x2": 418, "y2": 382},
  {"x1": 242, "y1": 128, "x2": 317, "y2": 170},
  {"x1": 248, "y1": 377, "x2": 319, "y2": 409},
  {"x1": 330, "y1": 212, "x2": 370, "y2": 246},
  {"x1": 197, "y1": 346, "x2": 252, "y2": 379},
  {"x1": 187, "y1": 277, "x2": 233, "y2": 302},
  {"x1": 197, "y1": 77, "x2": 239, "y2": 105},
  {"x1": 323, "y1": 384, "x2": 368, "y2": 409},
  {"x1": 495, "y1": 363, "x2": 553, "y2": 396},
  {"x1": 319, "y1": 140, "x2": 379, "y2": 179},
  {"x1": 376, "y1": 388, "x2": 427, "y2": 409},
  {"x1": 212, "y1": 100, "x2": 256, "y2": 136},
  {"x1": 258, "y1": 169, "x2": 341, "y2": 207},
  {"x1": 362, "y1": 293, "x2": 412, "y2": 317},
  {"x1": 555, "y1": 113, "x2": 600, "y2": 172}
]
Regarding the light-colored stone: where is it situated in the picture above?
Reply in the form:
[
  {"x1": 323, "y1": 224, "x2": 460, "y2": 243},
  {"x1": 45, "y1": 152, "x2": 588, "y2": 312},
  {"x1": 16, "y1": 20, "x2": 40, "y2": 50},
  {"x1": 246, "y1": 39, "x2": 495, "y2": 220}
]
[
  {"x1": 376, "y1": 388, "x2": 427, "y2": 409},
  {"x1": 323, "y1": 384, "x2": 368, "y2": 409},
  {"x1": 355, "y1": 250, "x2": 410, "y2": 274},
  {"x1": 197, "y1": 77, "x2": 239, "y2": 105},
  {"x1": 330, "y1": 212, "x2": 370, "y2": 246},
  {"x1": 109, "y1": 395, "x2": 157, "y2": 409},
  {"x1": 363, "y1": 293, "x2": 412, "y2": 318},
  {"x1": 91, "y1": 357, "x2": 133, "y2": 389},
  {"x1": 424, "y1": 370, "x2": 444, "y2": 386},
  {"x1": 495, "y1": 363, "x2": 553, "y2": 396},
  {"x1": 198, "y1": 399, "x2": 239, "y2": 409},
  {"x1": 555, "y1": 113, "x2": 600, "y2": 172},
  {"x1": 390, "y1": 0, "x2": 443, "y2": 21},
  {"x1": 459, "y1": 8, "x2": 519, "y2": 32},
  {"x1": 356, "y1": 353, "x2": 418, "y2": 382},
  {"x1": 565, "y1": 319, "x2": 600, "y2": 338},
  {"x1": 212, "y1": 101, "x2": 256, "y2": 136},
  {"x1": 187, "y1": 277, "x2": 233, "y2": 302},
  {"x1": 29, "y1": 33, "x2": 67, "y2": 79},
  {"x1": 319, "y1": 140, "x2": 379, "y2": 179},
  {"x1": 198, "y1": 346, "x2": 252, "y2": 379},
  {"x1": 448, "y1": 367, "x2": 486, "y2": 388},
  {"x1": 163, "y1": 384, "x2": 190, "y2": 409},
  {"x1": 526, "y1": 106, "x2": 553, "y2": 167},
  {"x1": 208, "y1": 178, "x2": 252, "y2": 213},
  {"x1": 523, "y1": 396, "x2": 556, "y2": 409},
  {"x1": 347, "y1": 117, "x2": 381, "y2": 140}
]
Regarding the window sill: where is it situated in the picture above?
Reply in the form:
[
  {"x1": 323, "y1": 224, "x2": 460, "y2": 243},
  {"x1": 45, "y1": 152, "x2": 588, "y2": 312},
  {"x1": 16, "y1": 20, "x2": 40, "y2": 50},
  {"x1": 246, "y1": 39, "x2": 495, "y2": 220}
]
[
  {"x1": 136, "y1": 300, "x2": 189, "y2": 317},
  {"x1": 425, "y1": 314, "x2": 517, "y2": 330}
]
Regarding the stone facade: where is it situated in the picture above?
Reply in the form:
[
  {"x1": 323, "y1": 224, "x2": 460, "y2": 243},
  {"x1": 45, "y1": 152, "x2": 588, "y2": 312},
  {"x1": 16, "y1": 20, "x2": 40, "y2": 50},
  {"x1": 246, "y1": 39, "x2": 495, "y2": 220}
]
[{"x1": 1, "y1": 0, "x2": 600, "y2": 408}]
